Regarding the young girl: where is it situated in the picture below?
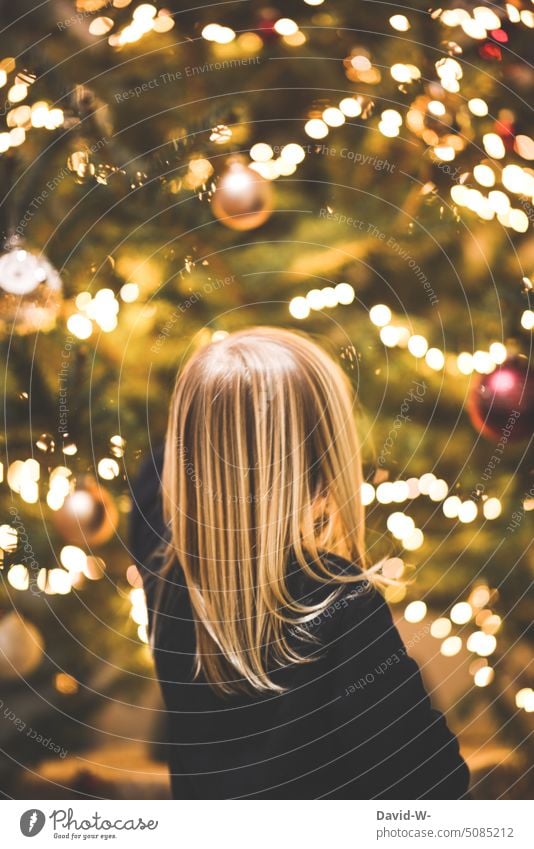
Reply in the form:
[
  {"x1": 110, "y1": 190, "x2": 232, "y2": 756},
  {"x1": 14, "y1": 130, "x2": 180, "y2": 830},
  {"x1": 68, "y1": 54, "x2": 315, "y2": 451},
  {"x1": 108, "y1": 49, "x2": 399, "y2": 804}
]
[{"x1": 130, "y1": 327, "x2": 469, "y2": 800}]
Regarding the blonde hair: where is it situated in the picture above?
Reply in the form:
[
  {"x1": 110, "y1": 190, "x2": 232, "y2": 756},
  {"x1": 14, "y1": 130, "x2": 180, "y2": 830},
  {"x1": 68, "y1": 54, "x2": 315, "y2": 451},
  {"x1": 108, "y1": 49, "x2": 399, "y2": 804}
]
[{"x1": 161, "y1": 327, "x2": 370, "y2": 695}]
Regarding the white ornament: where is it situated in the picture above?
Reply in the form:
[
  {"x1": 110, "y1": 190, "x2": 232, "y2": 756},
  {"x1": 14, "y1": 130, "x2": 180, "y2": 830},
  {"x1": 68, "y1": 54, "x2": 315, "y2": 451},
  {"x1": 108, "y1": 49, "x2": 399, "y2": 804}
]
[
  {"x1": 0, "y1": 248, "x2": 61, "y2": 296},
  {"x1": 0, "y1": 245, "x2": 63, "y2": 335}
]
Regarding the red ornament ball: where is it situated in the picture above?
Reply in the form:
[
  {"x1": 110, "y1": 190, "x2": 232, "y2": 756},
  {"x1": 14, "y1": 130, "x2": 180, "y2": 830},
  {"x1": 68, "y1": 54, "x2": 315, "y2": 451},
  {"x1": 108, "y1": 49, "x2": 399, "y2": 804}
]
[
  {"x1": 468, "y1": 356, "x2": 534, "y2": 442},
  {"x1": 211, "y1": 159, "x2": 273, "y2": 231}
]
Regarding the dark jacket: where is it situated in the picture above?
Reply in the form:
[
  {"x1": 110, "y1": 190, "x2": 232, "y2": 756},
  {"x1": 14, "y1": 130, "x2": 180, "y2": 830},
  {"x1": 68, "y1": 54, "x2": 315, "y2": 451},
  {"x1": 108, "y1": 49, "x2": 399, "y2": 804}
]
[{"x1": 129, "y1": 449, "x2": 470, "y2": 800}]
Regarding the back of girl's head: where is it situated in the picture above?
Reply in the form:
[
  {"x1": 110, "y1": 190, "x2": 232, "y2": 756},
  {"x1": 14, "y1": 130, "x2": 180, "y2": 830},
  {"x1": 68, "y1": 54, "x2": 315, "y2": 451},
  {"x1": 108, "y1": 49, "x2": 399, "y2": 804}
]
[{"x1": 162, "y1": 326, "x2": 367, "y2": 694}]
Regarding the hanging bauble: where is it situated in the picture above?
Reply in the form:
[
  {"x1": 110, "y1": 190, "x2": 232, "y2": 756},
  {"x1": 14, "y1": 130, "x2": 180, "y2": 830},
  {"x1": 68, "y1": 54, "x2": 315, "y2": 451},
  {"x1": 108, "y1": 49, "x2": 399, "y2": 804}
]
[
  {"x1": 52, "y1": 475, "x2": 118, "y2": 547},
  {"x1": 0, "y1": 240, "x2": 63, "y2": 335},
  {"x1": 256, "y1": 10, "x2": 279, "y2": 41},
  {"x1": 211, "y1": 158, "x2": 273, "y2": 231},
  {"x1": 468, "y1": 355, "x2": 534, "y2": 441},
  {"x1": 0, "y1": 612, "x2": 44, "y2": 679}
]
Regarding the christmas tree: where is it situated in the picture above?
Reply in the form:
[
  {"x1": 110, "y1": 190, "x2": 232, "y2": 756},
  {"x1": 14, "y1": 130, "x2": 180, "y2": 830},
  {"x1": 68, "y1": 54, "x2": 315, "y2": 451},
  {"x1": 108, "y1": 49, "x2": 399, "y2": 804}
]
[{"x1": 0, "y1": 0, "x2": 532, "y2": 799}]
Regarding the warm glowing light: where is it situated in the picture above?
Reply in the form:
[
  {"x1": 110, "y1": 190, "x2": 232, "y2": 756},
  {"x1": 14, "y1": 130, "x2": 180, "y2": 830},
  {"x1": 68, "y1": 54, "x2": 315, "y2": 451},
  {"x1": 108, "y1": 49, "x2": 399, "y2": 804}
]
[
  {"x1": 473, "y1": 7, "x2": 500, "y2": 29},
  {"x1": 289, "y1": 296, "x2": 310, "y2": 320},
  {"x1": 281, "y1": 143, "x2": 305, "y2": 164},
  {"x1": 20, "y1": 480, "x2": 39, "y2": 503},
  {"x1": 473, "y1": 350, "x2": 495, "y2": 374},
  {"x1": 379, "y1": 121, "x2": 400, "y2": 139},
  {"x1": 442, "y1": 496, "x2": 461, "y2": 518},
  {"x1": 351, "y1": 55, "x2": 372, "y2": 72},
  {"x1": 467, "y1": 631, "x2": 497, "y2": 656},
  {"x1": 274, "y1": 18, "x2": 298, "y2": 36},
  {"x1": 430, "y1": 618, "x2": 452, "y2": 639},
  {"x1": 339, "y1": 97, "x2": 362, "y2": 118},
  {"x1": 306, "y1": 289, "x2": 325, "y2": 311},
  {"x1": 441, "y1": 636, "x2": 462, "y2": 657},
  {"x1": 133, "y1": 4, "x2": 157, "y2": 21},
  {"x1": 434, "y1": 146, "x2": 455, "y2": 162},
  {"x1": 428, "y1": 479, "x2": 448, "y2": 501},
  {"x1": 403, "y1": 528, "x2": 424, "y2": 550},
  {"x1": 67, "y1": 313, "x2": 93, "y2": 340},
  {"x1": 483, "y1": 497, "x2": 502, "y2": 520},
  {"x1": 369, "y1": 304, "x2": 391, "y2": 327},
  {"x1": 0, "y1": 524, "x2": 17, "y2": 550},
  {"x1": 8, "y1": 564, "x2": 29, "y2": 590},
  {"x1": 515, "y1": 688, "x2": 533, "y2": 709},
  {"x1": 418, "y1": 473, "x2": 436, "y2": 496},
  {"x1": 407, "y1": 334, "x2": 428, "y2": 358},
  {"x1": 89, "y1": 17, "x2": 114, "y2": 35},
  {"x1": 389, "y1": 14, "x2": 410, "y2": 31},
  {"x1": 60, "y1": 545, "x2": 87, "y2": 573},
  {"x1": 361, "y1": 482, "x2": 375, "y2": 506},
  {"x1": 304, "y1": 118, "x2": 329, "y2": 139},
  {"x1": 470, "y1": 585, "x2": 491, "y2": 609},
  {"x1": 391, "y1": 63, "x2": 412, "y2": 83},
  {"x1": 468, "y1": 98, "x2": 488, "y2": 117},
  {"x1": 428, "y1": 100, "x2": 446, "y2": 117},
  {"x1": 515, "y1": 135, "x2": 534, "y2": 160},
  {"x1": 321, "y1": 286, "x2": 337, "y2": 308},
  {"x1": 404, "y1": 600, "x2": 427, "y2": 623},
  {"x1": 481, "y1": 614, "x2": 502, "y2": 635},
  {"x1": 381, "y1": 109, "x2": 402, "y2": 127},
  {"x1": 120, "y1": 282, "x2": 139, "y2": 302},
  {"x1": 451, "y1": 602, "x2": 473, "y2": 624},
  {"x1": 334, "y1": 282, "x2": 355, "y2": 305},
  {"x1": 9, "y1": 127, "x2": 25, "y2": 146},
  {"x1": 382, "y1": 557, "x2": 404, "y2": 579},
  {"x1": 380, "y1": 325, "x2": 402, "y2": 347},
  {"x1": 322, "y1": 107, "x2": 345, "y2": 127},
  {"x1": 441, "y1": 9, "x2": 470, "y2": 26},
  {"x1": 461, "y1": 18, "x2": 487, "y2": 39},
  {"x1": 458, "y1": 500, "x2": 477, "y2": 523},
  {"x1": 387, "y1": 512, "x2": 415, "y2": 540},
  {"x1": 250, "y1": 143, "x2": 273, "y2": 163},
  {"x1": 488, "y1": 342, "x2": 506, "y2": 364},
  {"x1": 508, "y1": 208, "x2": 529, "y2": 233},
  {"x1": 47, "y1": 568, "x2": 72, "y2": 595},
  {"x1": 8, "y1": 83, "x2": 28, "y2": 103},
  {"x1": 483, "y1": 133, "x2": 506, "y2": 159},
  {"x1": 474, "y1": 666, "x2": 494, "y2": 687},
  {"x1": 521, "y1": 310, "x2": 534, "y2": 330},
  {"x1": 152, "y1": 11, "x2": 175, "y2": 32},
  {"x1": 376, "y1": 482, "x2": 394, "y2": 504},
  {"x1": 98, "y1": 457, "x2": 120, "y2": 480},
  {"x1": 473, "y1": 164, "x2": 495, "y2": 187},
  {"x1": 425, "y1": 347, "x2": 445, "y2": 370},
  {"x1": 501, "y1": 164, "x2": 523, "y2": 194}
]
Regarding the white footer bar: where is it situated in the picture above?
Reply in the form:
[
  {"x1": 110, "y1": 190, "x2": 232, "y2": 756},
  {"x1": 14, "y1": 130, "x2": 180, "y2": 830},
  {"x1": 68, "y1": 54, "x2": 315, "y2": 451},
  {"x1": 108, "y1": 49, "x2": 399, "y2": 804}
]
[{"x1": 2, "y1": 799, "x2": 531, "y2": 848}]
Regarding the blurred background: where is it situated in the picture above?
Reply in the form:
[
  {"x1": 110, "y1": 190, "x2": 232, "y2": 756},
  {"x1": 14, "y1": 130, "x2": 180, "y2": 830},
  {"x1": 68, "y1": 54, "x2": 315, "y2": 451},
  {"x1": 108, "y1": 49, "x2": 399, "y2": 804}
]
[{"x1": 0, "y1": 0, "x2": 532, "y2": 799}]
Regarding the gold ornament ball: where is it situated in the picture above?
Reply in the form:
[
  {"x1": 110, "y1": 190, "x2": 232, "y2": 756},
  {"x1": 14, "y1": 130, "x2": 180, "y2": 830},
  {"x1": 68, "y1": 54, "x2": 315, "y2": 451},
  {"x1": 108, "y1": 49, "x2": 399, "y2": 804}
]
[
  {"x1": 0, "y1": 246, "x2": 63, "y2": 335},
  {"x1": 53, "y1": 476, "x2": 118, "y2": 547},
  {"x1": 0, "y1": 613, "x2": 44, "y2": 679},
  {"x1": 211, "y1": 159, "x2": 273, "y2": 231}
]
